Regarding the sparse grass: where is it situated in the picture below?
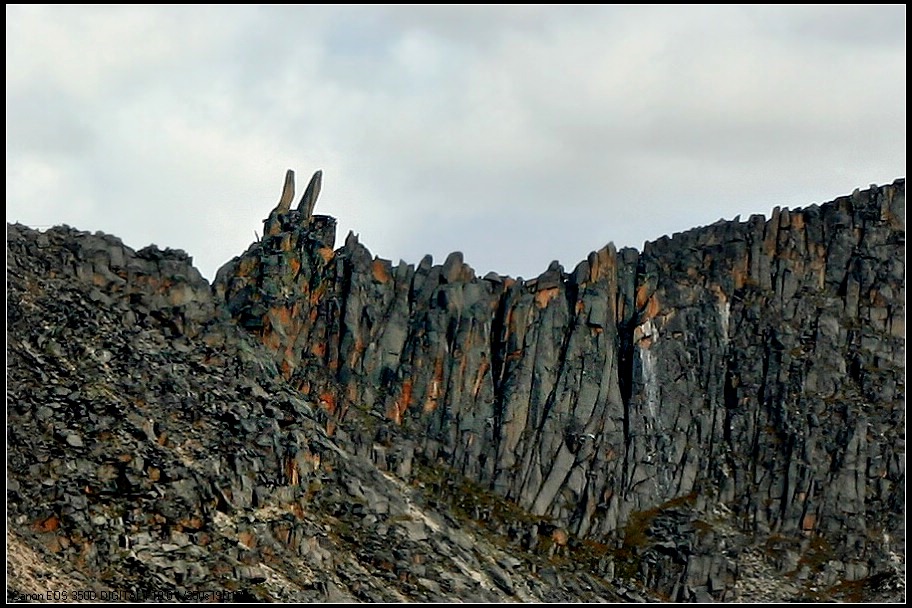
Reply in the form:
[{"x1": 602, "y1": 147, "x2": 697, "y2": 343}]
[
  {"x1": 414, "y1": 456, "x2": 705, "y2": 585},
  {"x1": 693, "y1": 519, "x2": 714, "y2": 536},
  {"x1": 797, "y1": 534, "x2": 834, "y2": 573},
  {"x1": 412, "y1": 455, "x2": 550, "y2": 530},
  {"x1": 610, "y1": 492, "x2": 700, "y2": 581}
]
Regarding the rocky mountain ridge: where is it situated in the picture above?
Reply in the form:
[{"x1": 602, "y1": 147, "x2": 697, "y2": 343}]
[{"x1": 7, "y1": 173, "x2": 905, "y2": 602}]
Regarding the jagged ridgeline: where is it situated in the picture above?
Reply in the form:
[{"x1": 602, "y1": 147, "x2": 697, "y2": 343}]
[
  {"x1": 7, "y1": 171, "x2": 905, "y2": 602},
  {"x1": 215, "y1": 171, "x2": 905, "y2": 593}
]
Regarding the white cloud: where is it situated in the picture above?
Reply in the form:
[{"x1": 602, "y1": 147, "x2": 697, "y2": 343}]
[{"x1": 6, "y1": 5, "x2": 906, "y2": 281}]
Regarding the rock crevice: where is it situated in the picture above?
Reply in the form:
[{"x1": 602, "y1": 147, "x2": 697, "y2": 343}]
[
  {"x1": 213, "y1": 174, "x2": 905, "y2": 599},
  {"x1": 7, "y1": 173, "x2": 904, "y2": 602}
]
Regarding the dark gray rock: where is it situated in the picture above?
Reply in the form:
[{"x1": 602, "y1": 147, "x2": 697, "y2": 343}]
[
  {"x1": 6, "y1": 176, "x2": 904, "y2": 604},
  {"x1": 298, "y1": 170, "x2": 323, "y2": 220}
]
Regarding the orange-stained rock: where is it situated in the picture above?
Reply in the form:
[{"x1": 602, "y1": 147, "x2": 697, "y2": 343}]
[
  {"x1": 635, "y1": 283, "x2": 651, "y2": 310},
  {"x1": 319, "y1": 391, "x2": 336, "y2": 415},
  {"x1": 535, "y1": 287, "x2": 560, "y2": 309},
  {"x1": 372, "y1": 259, "x2": 391, "y2": 284},
  {"x1": 472, "y1": 362, "x2": 489, "y2": 398},
  {"x1": 644, "y1": 293, "x2": 660, "y2": 320},
  {"x1": 238, "y1": 531, "x2": 257, "y2": 549},
  {"x1": 400, "y1": 379, "x2": 413, "y2": 412},
  {"x1": 802, "y1": 514, "x2": 817, "y2": 531},
  {"x1": 33, "y1": 515, "x2": 59, "y2": 533},
  {"x1": 238, "y1": 256, "x2": 258, "y2": 277},
  {"x1": 551, "y1": 528, "x2": 569, "y2": 546},
  {"x1": 280, "y1": 359, "x2": 293, "y2": 380},
  {"x1": 317, "y1": 247, "x2": 335, "y2": 263}
]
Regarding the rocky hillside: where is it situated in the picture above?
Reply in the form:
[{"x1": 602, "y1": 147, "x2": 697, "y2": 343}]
[{"x1": 7, "y1": 173, "x2": 905, "y2": 602}]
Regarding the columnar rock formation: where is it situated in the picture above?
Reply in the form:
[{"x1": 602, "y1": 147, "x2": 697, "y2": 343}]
[
  {"x1": 6, "y1": 173, "x2": 904, "y2": 602},
  {"x1": 214, "y1": 173, "x2": 905, "y2": 597},
  {"x1": 9, "y1": 223, "x2": 634, "y2": 602}
]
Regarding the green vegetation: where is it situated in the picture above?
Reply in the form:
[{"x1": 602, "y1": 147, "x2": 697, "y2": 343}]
[
  {"x1": 411, "y1": 455, "x2": 701, "y2": 588},
  {"x1": 612, "y1": 492, "x2": 698, "y2": 580},
  {"x1": 412, "y1": 455, "x2": 549, "y2": 531}
]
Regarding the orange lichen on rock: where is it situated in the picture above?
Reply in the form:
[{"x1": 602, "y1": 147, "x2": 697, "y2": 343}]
[
  {"x1": 386, "y1": 401, "x2": 403, "y2": 425},
  {"x1": 372, "y1": 259, "x2": 391, "y2": 284},
  {"x1": 309, "y1": 283, "x2": 327, "y2": 306},
  {"x1": 388, "y1": 380, "x2": 414, "y2": 425},
  {"x1": 588, "y1": 246, "x2": 614, "y2": 284},
  {"x1": 285, "y1": 458, "x2": 300, "y2": 486},
  {"x1": 423, "y1": 397, "x2": 438, "y2": 414},
  {"x1": 732, "y1": 267, "x2": 747, "y2": 290},
  {"x1": 317, "y1": 247, "x2": 335, "y2": 263},
  {"x1": 238, "y1": 531, "x2": 256, "y2": 549},
  {"x1": 635, "y1": 284, "x2": 651, "y2": 310},
  {"x1": 32, "y1": 516, "x2": 59, "y2": 533},
  {"x1": 801, "y1": 513, "x2": 816, "y2": 531},
  {"x1": 535, "y1": 287, "x2": 560, "y2": 309},
  {"x1": 472, "y1": 361, "x2": 489, "y2": 398},
  {"x1": 643, "y1": 293, "x2": 660, "y2": 320},
  {"x1": 280, "y1": 359, "x2": 293, "y2": 380},
  {"x1": 400, "y1": 379, "x2": 413, "y2": 412},
  {"x1": 269, "y1": 305, "x2": 295, "y2": 329},
  {"x1": 262, "y1": 329, "x2": 282, "y2": 352},
  {"x1": 237, "y1": 256, "x2": 258, "y2": 277},
  {"x1": 319, "y1": 391, "x2": 336, "y2": 415},
  {"x1": 349, "y1": 336, "x2": 366, "y2": 368},
  {"x1": 288, "y1": 257, "x2": 301, "y2": 277},
  {"x1": 551, "y1": 528, "x2": 569, "y2": 546},
  {"x1": 432, "y1": 358, "x2": 444, "y2": 396},
  {"x1": 424, "y1": 358, "x2": 445, "y2": 413}
]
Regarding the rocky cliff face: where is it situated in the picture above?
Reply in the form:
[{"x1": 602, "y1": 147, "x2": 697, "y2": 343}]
[
  {"x1": 7, "y1": 222, "x2": 641, "y2": 603},
  {"x1": 7, "y1": 174, "x2": 905, "y2": 602},
  {"x1": 214, "y1": 173, "x2": 905, "y2": 600}
]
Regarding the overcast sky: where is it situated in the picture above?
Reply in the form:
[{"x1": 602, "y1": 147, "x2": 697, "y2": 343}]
[{"x1": 6, "y1": 5, "x2": 906, "y2": 281}]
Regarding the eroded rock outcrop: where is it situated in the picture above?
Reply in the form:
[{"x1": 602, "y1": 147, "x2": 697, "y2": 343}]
[
  {"x1": 6, "y1": 173, "x2": 904, "y2": 602},
  {"x1": 214, "y1": 173, "x2": 905, "y2": 600},
  {"x1": 7, "y1": 222, "x2": 637, "y2": 603}
]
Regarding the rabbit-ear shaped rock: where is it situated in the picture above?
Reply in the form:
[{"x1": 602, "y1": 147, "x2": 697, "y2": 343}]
[{"x1": 298, "y1": 170, "x2": 323, "y2": 220}]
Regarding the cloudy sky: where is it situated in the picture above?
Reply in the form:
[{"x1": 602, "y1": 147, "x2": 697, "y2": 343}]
[{"x1": 6, "y1": 5, "x2": 906, "y2": 281}]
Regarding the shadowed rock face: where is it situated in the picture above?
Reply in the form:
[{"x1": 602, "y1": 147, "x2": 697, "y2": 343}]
[
  {"x1": 7, "y1": 222, "x2": 641, "y2": 603},
  {"x1": 215, "y1": 174, "x2": 905, "y2": 599},
  {"x1": 6, "y1": 175, "x2": 905, "y2": 602}
]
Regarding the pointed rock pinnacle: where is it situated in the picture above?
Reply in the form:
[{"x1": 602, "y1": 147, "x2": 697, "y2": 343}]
[
  {"x1": 276, "y1": 169, "x2": 295, "y2": 214},
  {"x1": 298, "y1": 170, "x2": 323, "y2": 220}
]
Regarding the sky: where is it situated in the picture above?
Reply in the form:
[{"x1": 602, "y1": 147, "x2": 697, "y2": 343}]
[{"x1": 6, "y1": 5, "x2": 906, "y2": 282}]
